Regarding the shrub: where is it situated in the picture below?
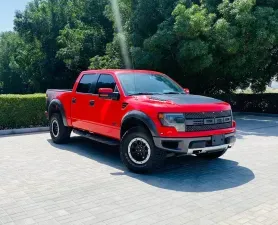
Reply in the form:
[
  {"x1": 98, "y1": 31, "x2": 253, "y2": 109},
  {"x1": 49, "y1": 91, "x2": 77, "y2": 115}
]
[
  {"x1": 215, "y1": 94, "x2": 278, "y2": 114},
  {"x1": 0, "y1": 93, "x2": 277, "y2": 130},
  {"x1": 0, "y1": 94, "x2": 48, "y2": 130}
]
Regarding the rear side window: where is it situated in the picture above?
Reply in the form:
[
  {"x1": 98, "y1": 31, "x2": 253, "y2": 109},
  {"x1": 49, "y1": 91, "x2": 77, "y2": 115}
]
[
  {"x1": 96, "y1": 74, "x2": 116, "y2": 93},
  {"x1": 76, "y1": 74, "x2": 99, "y2": 93}
]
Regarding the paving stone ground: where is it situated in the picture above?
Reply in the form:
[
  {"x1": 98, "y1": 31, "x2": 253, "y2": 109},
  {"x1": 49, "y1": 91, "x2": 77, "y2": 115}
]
[{"x1": 0, "y1": 115, "x2": 278, "y2": 225}]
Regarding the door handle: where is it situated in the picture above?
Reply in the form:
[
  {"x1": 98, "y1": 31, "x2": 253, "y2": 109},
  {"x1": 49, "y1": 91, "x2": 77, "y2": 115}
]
[
  {"x1": 89, "y1": 100, "x2": 95, "y2": 106},
  {"x1": 72, "y1": 98, "x2": 76, "y2": 103}
]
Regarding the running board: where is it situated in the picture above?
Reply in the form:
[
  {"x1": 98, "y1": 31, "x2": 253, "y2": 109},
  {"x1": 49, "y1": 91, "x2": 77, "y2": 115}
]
[{"x1": 73, "y1": 129, "x2": 119, "y2": 146}]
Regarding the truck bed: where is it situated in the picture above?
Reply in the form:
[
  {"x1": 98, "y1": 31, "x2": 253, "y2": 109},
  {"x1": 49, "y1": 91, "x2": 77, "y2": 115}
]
[{"x1": 46, "y1": 89, "x2": 73, "y2": 113}]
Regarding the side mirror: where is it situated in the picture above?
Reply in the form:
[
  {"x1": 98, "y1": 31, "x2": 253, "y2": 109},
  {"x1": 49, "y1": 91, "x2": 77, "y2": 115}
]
[
  {"x1": 98, "y1": 88, "x2": 120, "y2": 100},
  {"x1": 183, "y1": 88, "x2": 190, "y2": 94},
  {"x1": 99, "y1": 88, "x2": 113, "y2": 94}
]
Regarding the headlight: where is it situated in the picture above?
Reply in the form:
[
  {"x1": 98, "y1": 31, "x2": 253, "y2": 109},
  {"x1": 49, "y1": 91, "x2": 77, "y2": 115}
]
[{"x1": 158, "y1": 113, "x2": 185, "y2": 132}]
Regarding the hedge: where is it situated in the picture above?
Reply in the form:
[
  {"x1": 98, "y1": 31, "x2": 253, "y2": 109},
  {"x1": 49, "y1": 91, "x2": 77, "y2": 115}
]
[
  {"x1": 0, "y1": 94, "x2": 48, "y2": 130},
  {"x1": 215, "y1": 94, "x2": 278, "y2": 114},
  {"x1": 0, "y1": 93, "x2": 277, "y2": 130}
]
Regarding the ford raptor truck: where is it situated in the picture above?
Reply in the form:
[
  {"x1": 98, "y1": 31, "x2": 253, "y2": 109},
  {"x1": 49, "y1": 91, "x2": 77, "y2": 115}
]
[{"x1": 46, "y1": 69, "x2": 236, "y2": 173}]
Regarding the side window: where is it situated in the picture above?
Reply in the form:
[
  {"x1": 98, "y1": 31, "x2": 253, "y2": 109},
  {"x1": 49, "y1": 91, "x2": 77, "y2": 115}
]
[
  {"x1": 76, "y1": 74, "x2": 99, "y2": 93},
  {"x1": 96, "y1": 74, "x2": 116, "y2": 93}
]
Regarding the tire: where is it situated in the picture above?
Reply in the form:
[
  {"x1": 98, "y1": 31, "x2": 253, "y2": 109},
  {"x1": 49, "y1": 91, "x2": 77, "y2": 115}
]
[
  {"x1": 50, "y1": 113, "x2": 72, "y2": 144},
  {"x1": 197, "y1": 150, "x2": 227, "y2": 159},
  {"x1": 120, "y1": 127, "x2": 166, "y2": 173}
]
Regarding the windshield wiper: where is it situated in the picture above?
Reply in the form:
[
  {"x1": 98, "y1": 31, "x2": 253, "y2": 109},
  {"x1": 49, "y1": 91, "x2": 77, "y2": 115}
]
[
  {"x1": 163, "y1": 92, "x2": 183, "y2": 94},
  {"x1": 128, "y1": 92, "x2": 156, "y2": 96}
]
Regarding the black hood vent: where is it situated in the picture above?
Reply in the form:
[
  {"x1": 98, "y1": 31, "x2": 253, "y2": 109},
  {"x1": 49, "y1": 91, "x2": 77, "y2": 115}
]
[{"x1": 122, "y1": 102, "x2": 128, "y2": 109}]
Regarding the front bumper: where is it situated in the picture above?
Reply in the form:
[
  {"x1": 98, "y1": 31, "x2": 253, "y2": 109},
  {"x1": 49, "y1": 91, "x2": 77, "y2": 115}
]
[{"x1": 153, "y1": 132, "x2": 236, "y2": 155}]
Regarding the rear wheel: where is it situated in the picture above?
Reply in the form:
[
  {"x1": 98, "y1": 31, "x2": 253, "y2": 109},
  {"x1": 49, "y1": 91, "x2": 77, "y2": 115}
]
[
  {"x1": 197, "y1": 150, "x2": 227, "y2": 159},
  {"x1": 50, "y1": 113, "x2": 71, "y2": 144},
  {"x1": 120, "y1": 127, "x2": 166, "y2": 173}
]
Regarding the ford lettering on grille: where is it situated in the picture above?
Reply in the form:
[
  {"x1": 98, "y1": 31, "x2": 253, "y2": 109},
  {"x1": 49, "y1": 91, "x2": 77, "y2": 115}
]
[
  {"x1": 204, "y1": 118, "x2": 215, "y2": 125},
  {"x1": 185, "y1": 110, "x2": 233, "y2": 131},
  {"x1": 187, "y1": 117, "x2": 231, "y2": 125}
]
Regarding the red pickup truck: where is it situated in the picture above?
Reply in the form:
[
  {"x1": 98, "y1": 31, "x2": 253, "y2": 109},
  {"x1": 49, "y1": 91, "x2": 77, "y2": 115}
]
[{"x1": 46, "y1": 69, "x2": 236, "y2": 173}]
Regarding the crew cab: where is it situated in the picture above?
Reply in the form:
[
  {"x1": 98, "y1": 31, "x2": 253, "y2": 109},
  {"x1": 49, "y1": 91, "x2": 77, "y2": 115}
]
[{"x1": 46, "y1": 69, "x2": 236, "y2": 173}]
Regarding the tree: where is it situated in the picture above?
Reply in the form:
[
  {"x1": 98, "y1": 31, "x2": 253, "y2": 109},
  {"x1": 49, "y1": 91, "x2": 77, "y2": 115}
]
[
  {"x1": 90, "y1": 0, "x2": 134, "y2": 69},
  {"x1": 57, "y1": 0, "x2": 113, "y2": 72},
  {"x1": 129, "y1": 0, "x2": 278, "y2": 94},
  {"x1": 1, "y1": 0, "x2": 278, "y2": 94},
  {"x1": 0, "y1": 32, "x2": 25, "y2": 93},
  {"x1": 13, "y1": 0, "x2": 113, "y2": 91}
]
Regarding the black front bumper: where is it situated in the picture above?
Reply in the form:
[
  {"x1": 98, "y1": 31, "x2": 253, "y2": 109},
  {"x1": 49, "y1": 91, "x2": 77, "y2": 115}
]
[{"x1": 153, "y1": 132, "x2": 236, "y2": 154}]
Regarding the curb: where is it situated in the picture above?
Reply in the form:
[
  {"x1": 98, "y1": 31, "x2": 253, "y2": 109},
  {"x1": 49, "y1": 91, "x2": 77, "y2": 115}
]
[
  {"x1": 233, "y1": 112, "x2": 278, "y2": 117},
  {"x1": 0, "y1": 127, "x2": 49, "y2": 136}
]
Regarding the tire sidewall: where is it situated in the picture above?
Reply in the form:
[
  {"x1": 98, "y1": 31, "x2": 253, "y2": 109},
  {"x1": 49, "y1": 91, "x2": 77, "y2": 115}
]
[
  {"x1": 50, "y1": 118, "x2": 59, "y2": 139},
  {"x1": 50, "y1": 113, "x2": 68, "y2": 143},
  {"x1": 120, "y1": 128, "x2": 158, "y2": 172}
]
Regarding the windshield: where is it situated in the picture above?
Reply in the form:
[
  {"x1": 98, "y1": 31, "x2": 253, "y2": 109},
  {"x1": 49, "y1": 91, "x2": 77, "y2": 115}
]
[{"x1": 117, "y1": 73, "x2": 184, "y2": 96}]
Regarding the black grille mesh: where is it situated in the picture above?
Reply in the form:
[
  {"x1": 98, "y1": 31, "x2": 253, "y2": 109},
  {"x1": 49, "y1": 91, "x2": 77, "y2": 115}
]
[
  {"x1": 186, "y1": 123, "x2": 232, "y2": 132},
  {"x1": 185, "y1": 110, "x2": 232, "y2": 132},
  {"x1": 184, "y1": 110, "x2": 232, "y2": 119}
]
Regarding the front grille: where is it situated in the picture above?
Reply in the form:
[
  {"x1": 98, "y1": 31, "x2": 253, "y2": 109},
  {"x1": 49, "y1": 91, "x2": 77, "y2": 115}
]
[
  {"x1": 184, "y1": 110, "x2": 232, "y2": 119},
  {"x1": 186, "y1": 123, "x2": 232, "y2": 132},
  {"x1": 185, "y1": 110, "x2": 232, "y2": 132}
]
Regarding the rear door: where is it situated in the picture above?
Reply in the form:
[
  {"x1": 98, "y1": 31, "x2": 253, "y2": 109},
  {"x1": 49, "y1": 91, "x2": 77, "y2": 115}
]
[{"x1": 71, "y1": 73, "x2": 99, "y2": 131}]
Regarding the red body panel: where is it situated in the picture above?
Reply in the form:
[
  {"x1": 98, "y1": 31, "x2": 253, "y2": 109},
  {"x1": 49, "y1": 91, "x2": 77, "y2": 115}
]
[
  {"x1": 47, "y1": 90, "x2": 73, "y2": 126},
  {"x1": 47, "y1": 69, "x2": 236, "y2": 141}
]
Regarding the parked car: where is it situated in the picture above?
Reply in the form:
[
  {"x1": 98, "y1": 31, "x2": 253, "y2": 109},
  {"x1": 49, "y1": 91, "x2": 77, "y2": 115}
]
[{"x1": 46, "y1": 69, "x2": 236, "y2": 173}]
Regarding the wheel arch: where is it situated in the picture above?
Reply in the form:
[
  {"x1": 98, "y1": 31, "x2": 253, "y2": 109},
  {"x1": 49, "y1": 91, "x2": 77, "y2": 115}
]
[
  {"x1": 121, "y1": 111, "x2": 158, "y2": 138},
  {"x1": 48, "y1": 99, "x2": 68, "y2": 126}
]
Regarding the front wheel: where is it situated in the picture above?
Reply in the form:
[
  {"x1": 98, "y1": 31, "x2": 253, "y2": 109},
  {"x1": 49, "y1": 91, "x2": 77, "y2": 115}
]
[
  {"x1": 50, "y1": 113, "x2": 72, "y2": 144},
  {"x1": 120, "y1": 127, "x2": 166, "y2": 173},
  {"x1": 197, "y1": 150, "x2": 227, "y2": 159}
]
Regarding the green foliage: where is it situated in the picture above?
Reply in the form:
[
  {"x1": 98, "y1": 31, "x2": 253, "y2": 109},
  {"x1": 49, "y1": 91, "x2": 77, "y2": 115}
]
[
  {"x1": 130, "y1": 0, "x2": 278, "y2": 94},
  {"x1": 0, "y1": 94, "x2": 48, "y2": 129},
  {"x1": 56, "y1": 0, "x2": 113, "y2": 72},
  {"x1": 215, "y1": 93, "x2": 278, "y2": 114},
  {"x1": 0, "y1": 0, "x2": 278, "y2": 95},
  {"x1": 0, "y1": 32, "x2": 25, "y2": 94},
  {"x1": 0, "y1": 0, "x2": 113, "y2": 93},
  {"x1": 90, "y1": 35, "x2": 125, "y2": 69}
]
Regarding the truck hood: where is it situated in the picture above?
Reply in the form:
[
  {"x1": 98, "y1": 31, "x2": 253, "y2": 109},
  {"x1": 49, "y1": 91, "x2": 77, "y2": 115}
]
[
  {"x1": 128, "y1": 94, "x2": 231, "y2": 112},
  {"x1": 148, "y1": 94, "x2": 223, "y2": 105}
]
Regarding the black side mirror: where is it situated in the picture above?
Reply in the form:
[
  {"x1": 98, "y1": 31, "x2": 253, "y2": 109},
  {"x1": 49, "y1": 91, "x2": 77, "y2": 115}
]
[{"x1": 110, "y1": 92, "x2": 120, "y2": 100}]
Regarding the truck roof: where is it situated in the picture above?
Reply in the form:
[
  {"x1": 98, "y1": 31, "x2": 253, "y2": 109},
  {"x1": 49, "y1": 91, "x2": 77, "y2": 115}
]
[{"x1": 82, "y1": 69, "x2": 163, "y2": 75}]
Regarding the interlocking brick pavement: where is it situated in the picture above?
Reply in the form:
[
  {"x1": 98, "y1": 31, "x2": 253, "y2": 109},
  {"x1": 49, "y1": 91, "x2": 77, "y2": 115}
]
[{"x1": 0, "y1": 115, "x2": 277, "y2": 225}]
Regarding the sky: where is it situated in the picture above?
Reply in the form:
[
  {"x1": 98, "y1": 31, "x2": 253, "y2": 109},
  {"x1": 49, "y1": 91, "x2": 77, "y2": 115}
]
[
  {"x1": 272, "y1": 81, "x2": 278, "y2": 88},
  {"x1": 0, "y1": 0, "x2": 30, "y2": 32}
]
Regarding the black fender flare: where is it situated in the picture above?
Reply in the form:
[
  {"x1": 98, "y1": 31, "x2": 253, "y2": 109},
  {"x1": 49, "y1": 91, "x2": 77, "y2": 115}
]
[
  {"x1": 121, "y1": 110, "x2": 158, "y2": 137},
  {"x1": 48, "y1": 99, "x2": 68, "y2": 126}
]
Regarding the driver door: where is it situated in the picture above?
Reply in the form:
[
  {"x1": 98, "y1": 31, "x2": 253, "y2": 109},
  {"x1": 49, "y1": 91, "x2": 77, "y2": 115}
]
[{"x1": 92, "y1": 74, "x2": 122, "y2": 139}]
